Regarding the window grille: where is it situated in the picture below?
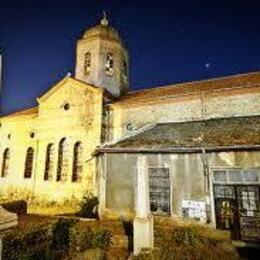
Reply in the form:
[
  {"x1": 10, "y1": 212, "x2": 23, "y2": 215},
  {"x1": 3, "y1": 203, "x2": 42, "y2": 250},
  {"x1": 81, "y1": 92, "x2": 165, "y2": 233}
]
[
  {"x1": 72, "y1": 141, "x2": 83, "y2": 182},
  {"x1": 57, "y1": 138, "x2": 69, "y2": 181},
  {"x1": 44, "y1": 143, "x2": 55, "y2": 181},
  {"x1": 24, "y1": 147, "x2": 34, "y2": 178},
  {"x1": 1, "y1": 148, "x2": 10, "y2": 177},
  {"x1": 148, "y1": 167, "x2": 171, "y2": 215}
]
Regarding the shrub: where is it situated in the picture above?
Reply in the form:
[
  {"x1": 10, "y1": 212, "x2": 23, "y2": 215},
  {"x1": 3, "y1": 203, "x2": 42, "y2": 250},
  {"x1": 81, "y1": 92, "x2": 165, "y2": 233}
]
[
  {"x1": 2, "y1": 223, "x2": 52, "y2": 260},
  {"x1": 70, "y1": 222, "x2": 112, "y2": 253},
  {"x1": 91, "y1": 228, "x2": 111, "y2": 248},
  {"x1": 51, "y1": 218, "x2": 77, "y2": 253},
  {"x1": 77, "y1": 194, "x2": 99, "y2": 218},
  {"x1": 2, "y1": 216, "x2": 113, "y2": 260}
]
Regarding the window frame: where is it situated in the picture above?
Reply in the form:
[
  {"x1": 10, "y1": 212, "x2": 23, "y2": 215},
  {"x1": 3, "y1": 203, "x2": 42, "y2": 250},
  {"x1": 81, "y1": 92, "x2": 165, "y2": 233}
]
[
  {"x1": 24, "y1": 147, "x2": 34, "y2": 179},
  {"x1": 147, "y1": 166, "x2": 171, "y2": 216},
  {"x1": 84, "y1": 52, "x2": 91, "y2": 75},
  {"x1": 1, "y1": 148, "x2": 10, "y2": 178},
  {"x1": 56, "y1": 138, "x2": 69, "y2": 182},
  {"x1": 105, "y1": 52, "x2": 114, "y2": 75},
  {"x1": 44, "y1": 143, "x2": 55, "y2": 181},
  {"x1": 72, "y1": 141, "x2": 83, "y2": 182}
]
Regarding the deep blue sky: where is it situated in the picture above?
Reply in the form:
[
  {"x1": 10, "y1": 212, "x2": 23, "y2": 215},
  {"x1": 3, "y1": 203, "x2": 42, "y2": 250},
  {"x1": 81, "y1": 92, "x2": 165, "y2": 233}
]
[{"x1": 1, "y1": 0, "x2": 260, "y2": 114}]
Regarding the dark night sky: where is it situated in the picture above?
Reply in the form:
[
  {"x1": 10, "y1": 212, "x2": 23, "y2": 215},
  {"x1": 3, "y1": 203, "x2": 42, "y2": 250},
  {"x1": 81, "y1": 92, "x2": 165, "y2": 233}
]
[{"x1": 1, "y1": 0, "x2": 260, "y2": 115}]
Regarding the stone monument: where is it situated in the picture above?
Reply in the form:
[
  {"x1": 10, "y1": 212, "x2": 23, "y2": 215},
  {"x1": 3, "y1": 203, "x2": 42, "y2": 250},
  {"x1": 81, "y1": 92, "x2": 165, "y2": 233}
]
[
  {"x1": 0, "y1": 206, "x2": 18, "y2": 260},
  {"x1": 133, "y1": 155, "x2": 154, "y2": 255}
]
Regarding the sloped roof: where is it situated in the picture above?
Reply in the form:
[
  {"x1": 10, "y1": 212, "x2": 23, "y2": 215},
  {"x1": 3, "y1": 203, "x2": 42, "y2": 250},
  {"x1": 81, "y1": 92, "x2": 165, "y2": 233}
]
[
  {"x1": 112, "y1": 71, "x2": 260, "y2": 106},
  {"x1": 99, "y1": 116, "x2": 260, "y2": 152},
  {"x1": 1, "y1": 107, "x2": 38, "y2": 119},
  {"x1": 37, "y1": 76, "x2": 105, "y2": 103}
]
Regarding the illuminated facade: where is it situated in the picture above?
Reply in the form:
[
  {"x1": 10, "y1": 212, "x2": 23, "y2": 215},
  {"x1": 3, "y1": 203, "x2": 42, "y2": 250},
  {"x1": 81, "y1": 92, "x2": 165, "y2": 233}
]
[{"x1": 0, "y1": 15, "x2": 260, "y2": 241}]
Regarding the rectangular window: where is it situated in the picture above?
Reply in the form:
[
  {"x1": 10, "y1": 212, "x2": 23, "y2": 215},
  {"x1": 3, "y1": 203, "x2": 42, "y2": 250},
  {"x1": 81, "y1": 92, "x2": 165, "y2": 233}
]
[
  {"x1": 243, "y1": 170, "x2": 259, "y2": 182},
  {"x1": 213, "y1": 169, "x2": 260, "y2": 184},
  {"x1": 148, "y1": 167, "x2": 170, "y2": 215},
  {"x1": 228, "y1": 170, "x2": 243, "y2": 182},
  {"x1": 213, "y1": 170, "x2": 227, "y2": 183}
]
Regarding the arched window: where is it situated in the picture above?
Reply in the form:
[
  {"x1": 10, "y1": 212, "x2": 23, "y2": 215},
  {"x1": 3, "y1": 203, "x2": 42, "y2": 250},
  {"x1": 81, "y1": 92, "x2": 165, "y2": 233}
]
[
  {"x1": 1, "y1": 148, "x2": 10, "y2": 178},
  {"x1": 57, "y1": 138, "x2": 69, "y2": 181},
  {"x1": 72, "y1": 142, "x2": 83, "y2": 182},
  {"x1": 84, "y1": 52, "x2": 91, "y2": 75},
  {"x1": 123, "y1": 60, "x2": 128, "y2": 77},
  {"x1": 24, "y1": 147, "x2": 34, "y2": 178},
  {"x1": 44, "y1": 143, "x2": 55, "y2": 181},
  {"x1": 105, "y1": 52, "x2": 114, "y2": 74}
]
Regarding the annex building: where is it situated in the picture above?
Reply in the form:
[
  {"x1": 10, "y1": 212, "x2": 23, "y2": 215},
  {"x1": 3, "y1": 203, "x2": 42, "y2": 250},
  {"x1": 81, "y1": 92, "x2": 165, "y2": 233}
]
[{"x1": 0, "y1": 15, "x2": 260, "y2": 242}]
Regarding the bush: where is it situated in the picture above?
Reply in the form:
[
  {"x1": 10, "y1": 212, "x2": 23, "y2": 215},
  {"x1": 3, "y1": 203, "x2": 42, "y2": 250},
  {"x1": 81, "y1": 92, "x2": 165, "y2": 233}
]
[
  {"x1": 51, "y1": 218, "x2": 111, "y2": 257},
  {"x1": 2, "y1": 223, "x2": 52, "y2": 260},
  {"x1": 77, "y1": 194, "x2": 99, "y2": 218},
  {"x1": 51, "y1": 218, "x2": 77, "y2": 253},
  {"x1": 70, "y1": 221, "x2": 112, "y2": 253},
  {"x1": 2, "y1": 216, "x2": 112, "y2": 260}
]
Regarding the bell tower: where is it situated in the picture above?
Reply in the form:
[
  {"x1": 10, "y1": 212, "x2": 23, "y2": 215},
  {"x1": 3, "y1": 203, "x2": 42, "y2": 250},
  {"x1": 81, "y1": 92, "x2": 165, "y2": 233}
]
[{"x1": 75, "y1": 13, "x2": 129, "y2": 97}]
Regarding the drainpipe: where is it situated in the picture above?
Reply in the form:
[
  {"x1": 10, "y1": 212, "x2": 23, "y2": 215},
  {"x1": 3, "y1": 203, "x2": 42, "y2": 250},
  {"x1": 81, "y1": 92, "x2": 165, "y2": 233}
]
[
  {"x1": 201, "y1": 148, "x2": 209, "y2": 193},
  {"x1": 201, "y1": 148, "x2": 211, "y2": 222}
]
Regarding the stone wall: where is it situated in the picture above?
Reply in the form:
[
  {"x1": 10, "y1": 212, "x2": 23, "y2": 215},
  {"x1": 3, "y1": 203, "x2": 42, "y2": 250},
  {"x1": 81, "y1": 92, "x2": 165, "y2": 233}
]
[
  {"x1": 98, "y1": 150, "x2": 260, "y2": 220},
  {"x1": 0, "y1": 78, "x2": 103, "y2": 203},
  {"x1": 108, "y1": 86, "x2": 260, "y2": 140}
]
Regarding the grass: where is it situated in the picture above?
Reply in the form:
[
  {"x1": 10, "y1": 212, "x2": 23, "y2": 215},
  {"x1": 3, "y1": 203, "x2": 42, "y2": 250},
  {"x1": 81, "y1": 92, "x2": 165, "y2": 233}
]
[
  {"x1": 135, "y1": 217, "x2": 239, "y2": 260},
  {"x1": 2, "y1": 214, "x2": 130, "y2": 259},
  {"x1": 1, "y1": 210, "x2": 240, "y2": 260}
]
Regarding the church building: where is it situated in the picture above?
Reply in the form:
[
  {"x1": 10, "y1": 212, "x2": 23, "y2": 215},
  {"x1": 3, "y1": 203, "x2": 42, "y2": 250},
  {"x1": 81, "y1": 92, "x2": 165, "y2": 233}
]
[{"x1": 0, "y1": 15, "x2": 260, "y2": 242}]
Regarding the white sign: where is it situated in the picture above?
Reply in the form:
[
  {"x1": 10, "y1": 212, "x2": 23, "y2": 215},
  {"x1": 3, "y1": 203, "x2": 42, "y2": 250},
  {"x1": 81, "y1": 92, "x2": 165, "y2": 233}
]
[{"x1": 182, "y1": 199, "x2": 206, "y2": 222}]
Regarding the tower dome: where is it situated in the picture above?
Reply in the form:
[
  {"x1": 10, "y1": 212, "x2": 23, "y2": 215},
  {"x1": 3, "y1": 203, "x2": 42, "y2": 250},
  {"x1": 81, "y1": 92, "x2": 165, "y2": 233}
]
[
  {"x1": 82, "y1": 20, "x2": 121, "y2": 42},
  {"x1": 75, "y1": 13, "x2": 129, "y2": 97}
]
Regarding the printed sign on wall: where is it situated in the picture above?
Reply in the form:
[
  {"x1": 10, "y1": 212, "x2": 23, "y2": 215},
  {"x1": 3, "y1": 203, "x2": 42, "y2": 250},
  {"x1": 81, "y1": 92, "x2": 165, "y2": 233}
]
[{"x1": 182, "y1": 199, "x2": 206, "y2": 222}]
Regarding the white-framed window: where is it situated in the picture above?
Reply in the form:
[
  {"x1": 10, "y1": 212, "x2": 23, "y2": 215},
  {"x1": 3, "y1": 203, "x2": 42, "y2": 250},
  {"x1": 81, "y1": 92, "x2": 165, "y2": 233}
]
[
  {"x1": 148, "y1": 166, "x2": 171, "y2": 215},
  {"x1": 213, "y1": 168, "x2": 260, "y2": 184}
]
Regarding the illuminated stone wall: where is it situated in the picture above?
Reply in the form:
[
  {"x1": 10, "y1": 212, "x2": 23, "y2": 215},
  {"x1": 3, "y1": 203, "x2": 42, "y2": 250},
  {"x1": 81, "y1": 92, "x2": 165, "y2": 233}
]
[
  {"x1": 108, "y1": 86, "x2": 260, "y2": 141},
  {"x1": 0, "y1": 77, "x2": 103, "y2": 203}
]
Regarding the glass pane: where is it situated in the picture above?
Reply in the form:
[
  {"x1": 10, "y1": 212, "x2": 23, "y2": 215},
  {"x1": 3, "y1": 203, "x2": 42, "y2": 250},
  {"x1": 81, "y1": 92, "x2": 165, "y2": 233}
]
[
  {"x1": 148, "y1": 167, "x2": 170, "y2": 215},
  {"x1": 228, "y1": 170, "x2": 242, "y2": 182},
  {"x1": 243, "y1": 170, "x2": 259, "y2": 182},
  {"x1": 213, "y1": 170, "x2": 227, "y2": 183},
  {"x1": 214, "y1": 185, "x2": 235, "y2": 199}
]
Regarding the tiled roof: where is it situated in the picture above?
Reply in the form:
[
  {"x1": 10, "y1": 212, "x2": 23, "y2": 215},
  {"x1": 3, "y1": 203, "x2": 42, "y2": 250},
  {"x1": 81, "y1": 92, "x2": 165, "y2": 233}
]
[
  {"x1": 112, "y1": 71, "x2": 260, "y2": 105},
  {"x1": 101, "y1": 116, "x2": 260, "y2": 150}
]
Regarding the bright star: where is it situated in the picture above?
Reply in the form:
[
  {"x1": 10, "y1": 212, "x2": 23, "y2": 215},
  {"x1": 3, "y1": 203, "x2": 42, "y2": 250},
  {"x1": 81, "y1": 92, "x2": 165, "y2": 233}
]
[{"x1": 205, "y1": 62, "x2": 211, "y2": 69}]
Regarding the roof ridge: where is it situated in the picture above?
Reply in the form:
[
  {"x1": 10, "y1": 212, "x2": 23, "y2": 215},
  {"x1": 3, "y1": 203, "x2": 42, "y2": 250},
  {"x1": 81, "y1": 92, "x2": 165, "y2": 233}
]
[
  {"x1": 1, "y1": 106, "x2": 38, "y2": 118},
  {"x1": 155, "y1": 114, "x2": 260, "y2": 126},
  {"x1": 126, "y1": 70, "x2": 260, "y2": 96}
]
